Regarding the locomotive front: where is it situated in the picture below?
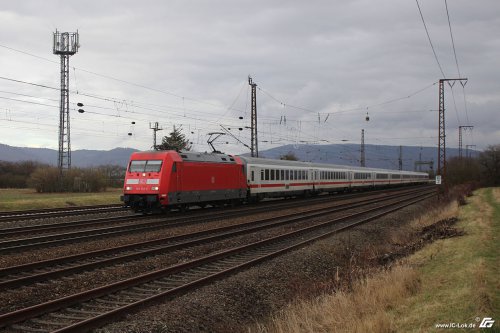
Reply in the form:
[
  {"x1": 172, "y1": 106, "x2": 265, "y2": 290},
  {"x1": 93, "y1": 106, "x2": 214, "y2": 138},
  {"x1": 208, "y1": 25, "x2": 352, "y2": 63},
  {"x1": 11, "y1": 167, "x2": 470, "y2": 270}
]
[{"x1": 121, "y1": 151, "x2": 176, "y2": 212}]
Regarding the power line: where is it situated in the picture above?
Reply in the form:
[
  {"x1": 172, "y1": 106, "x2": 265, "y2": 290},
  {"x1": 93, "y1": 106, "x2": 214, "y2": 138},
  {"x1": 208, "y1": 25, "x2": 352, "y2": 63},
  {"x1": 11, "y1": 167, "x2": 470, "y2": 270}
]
[
  {"x1": 0, "y1": 75, "x2": 248, "y2": 124},
  {"x1": 258, "y1": 81, "x2": 437, "y2": 118},
  {"x1": 443, "y1": 0, "x2": 471, "y2": 126},
  {"x1": 0, "y1": 43, "x2": 239, "y2": 111},
  {"x1": 415, "y1": 0, "x2": 446, "y2": 78},
  {"x1": 444, "y1": 0, "x2": 461, "y2": 78}
]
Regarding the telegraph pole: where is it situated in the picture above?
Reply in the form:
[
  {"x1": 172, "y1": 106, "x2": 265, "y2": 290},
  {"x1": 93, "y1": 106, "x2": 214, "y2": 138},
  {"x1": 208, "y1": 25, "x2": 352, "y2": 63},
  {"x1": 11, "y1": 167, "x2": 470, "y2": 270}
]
[
  {"x1": 437, "y1": 78, "x2": 467, "y2": 187},
  {"x1": 248, "y1": 76, "x2": 258, "y2": 157},
  {"x1": 458, "y1": 125, "x2": 473, "y2": 159},
  {"x1": 398, "y1": 145, "x2": 403, "y2": 171},
  {"x1": 149, "y1": 122, "x2": 163, "y2": 150},
  {"x1": 53, "y1": 30, "x2": 79, "y2": 174},
  {"x1": 360, "y1": 129, "x2": 365, "y2": 167}
]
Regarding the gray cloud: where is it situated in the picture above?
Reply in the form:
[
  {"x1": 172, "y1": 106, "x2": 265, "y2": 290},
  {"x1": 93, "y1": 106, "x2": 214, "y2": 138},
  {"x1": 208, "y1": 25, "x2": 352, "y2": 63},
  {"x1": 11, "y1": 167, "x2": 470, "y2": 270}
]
[{"x1": 0, "y1": 0, "x2": 498, "y2": 155}]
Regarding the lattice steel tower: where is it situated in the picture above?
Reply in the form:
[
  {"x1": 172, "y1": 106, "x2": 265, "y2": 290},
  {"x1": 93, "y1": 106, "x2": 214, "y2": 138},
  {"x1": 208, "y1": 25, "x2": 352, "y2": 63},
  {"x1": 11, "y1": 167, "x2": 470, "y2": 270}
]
[
  {"x1": 437, "y1": 78, "x2": 467, "y2": 184},
  {"x1": 248, "y1": 76, "x2": 258, "y2": 157},
  {"x1": 458, "y1": 125, "x2": 473, "y2": 159},
  {"x1": 53, "y1": 30, "x2": 79, "y2": 173}
]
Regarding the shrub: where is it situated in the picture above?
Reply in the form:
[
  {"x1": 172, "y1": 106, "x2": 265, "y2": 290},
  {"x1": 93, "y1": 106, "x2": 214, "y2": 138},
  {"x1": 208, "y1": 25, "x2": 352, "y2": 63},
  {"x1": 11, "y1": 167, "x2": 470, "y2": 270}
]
[{"x1": 27, "y1": 166, "x2": 107, "y2": 193}]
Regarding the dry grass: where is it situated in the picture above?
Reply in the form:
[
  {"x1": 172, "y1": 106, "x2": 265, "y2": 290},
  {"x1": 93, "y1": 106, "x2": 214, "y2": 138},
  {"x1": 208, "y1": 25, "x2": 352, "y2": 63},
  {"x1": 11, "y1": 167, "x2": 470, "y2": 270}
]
[
  {"x1": 383, "y1": 201, "x2": 459, "y2": 247},
  {"x1": 409, "y1": 201, "x2": 458, "y2": 230},
  {"x1": 251, "y1": 265, "x2": 419, "y2": 333},
  {"x1": 250, "y1": 188, "x2": 499, "y2": 333}
]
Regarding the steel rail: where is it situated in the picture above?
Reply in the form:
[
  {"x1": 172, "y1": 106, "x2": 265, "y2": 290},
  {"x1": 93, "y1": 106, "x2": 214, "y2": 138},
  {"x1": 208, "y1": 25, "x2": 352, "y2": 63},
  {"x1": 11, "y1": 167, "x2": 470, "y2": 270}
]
[
  {"x1": 0, "y1": 188, "x2": 433, "y2": 290},
  {"x1": 0, "y1": 191, "x2": 433, "y2": 332},
  {"x1": 0, "y1": 185, "x2": 431, "y2": 235},
  {"x1": 0, "y1": 204, "x2": 125, "y2": 222},
  {"x1": 0, "y1": 186, "x2": 431, "y2": 254}
]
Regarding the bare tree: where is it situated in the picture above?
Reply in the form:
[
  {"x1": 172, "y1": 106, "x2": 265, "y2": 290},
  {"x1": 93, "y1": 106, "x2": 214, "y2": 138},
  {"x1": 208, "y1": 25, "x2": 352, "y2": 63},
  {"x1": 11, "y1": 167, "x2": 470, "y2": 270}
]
[
  {"x1": 478, "y1": 144, "x2": 500, "y2": 186},
  {"x1": 280, "y1": 151, "x2": 299, "y2": 161}
]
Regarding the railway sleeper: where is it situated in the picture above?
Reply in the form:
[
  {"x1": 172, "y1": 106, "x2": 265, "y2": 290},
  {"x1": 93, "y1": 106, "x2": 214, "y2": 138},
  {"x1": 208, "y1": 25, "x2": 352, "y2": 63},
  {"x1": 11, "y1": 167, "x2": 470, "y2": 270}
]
[
  {"x1": 11, "y1": 324, "x2": 49, "y2": 333},
  {"x1": 83, "y1": 303, "x2": 117, "y2": 310},
  {"x1": 195, "y1": 267, "x2": 223, "y2": 274},
  {"x1": 176, "y1": 271, "x2": 205, "y2": 278},
  {"x1": 221, "y1": 258, "x2": 247, "y2": 264},
  {"x1": 62, "y1": 275, "x2": 80, "y2": 281},
  {"x1": 94, "y1": 298, "x2": 131, "y2": 306},
  {"x1": 184, "y1": 268, "x2": 214, "y2": 275},
  {"x1": 120, "y1": 290, "x2": 153, "y2": 298},
  {"x1": 66, "y1": 308, "x2": 102, "y2": 315},
  {"x1": 30, "y1": 318, "x2": 70, "y2": 327},
  {"x1": 158, "y1": 277, "x2": 182, "y2": 284},
  {"x1": 107, "y1": 293, "x2": 143, "y2": 301},
  {"x1": 15, "y1": 271, "x2": 35, "y2": 278},
  {"x1": 48, "y1": 313, "x2": 91, "y2": 321},
  {"x1": 147, "y1": 280, "x2": 178, "y2": 288},
  {"x1": 142, "y1": 283, "x2": 169, "y2": 290},
  {"x1": 132, "y1": 286, "x2": 162, "y2": 293}
]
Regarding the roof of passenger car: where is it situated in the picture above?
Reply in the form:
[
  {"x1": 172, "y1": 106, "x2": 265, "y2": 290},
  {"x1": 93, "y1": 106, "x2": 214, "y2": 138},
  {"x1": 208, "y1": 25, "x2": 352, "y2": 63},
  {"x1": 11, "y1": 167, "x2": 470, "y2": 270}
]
[{"x1": 237, "y1": 156, "x2": 427, "y2": 175}]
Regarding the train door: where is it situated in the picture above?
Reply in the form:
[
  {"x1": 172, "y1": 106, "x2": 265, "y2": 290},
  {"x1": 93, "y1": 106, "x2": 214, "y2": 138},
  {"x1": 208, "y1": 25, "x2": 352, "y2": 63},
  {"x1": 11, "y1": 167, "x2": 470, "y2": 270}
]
[
  {"x1": 173, "y1": 162, "x2": 183, "y2": 203},
  {"x1": 311, "y1": 169, "x2": 318, "y2": 192},
  {"x1": 249, "y1": 166, "x2": 259, "y2": 188}
]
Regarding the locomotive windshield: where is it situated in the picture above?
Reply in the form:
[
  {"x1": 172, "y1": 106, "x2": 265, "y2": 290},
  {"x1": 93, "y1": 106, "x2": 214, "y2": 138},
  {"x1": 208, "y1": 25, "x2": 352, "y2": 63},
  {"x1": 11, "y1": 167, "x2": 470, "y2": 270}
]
[{"x1": 129, "y1": 160, "x2": 163, "y2": 172}]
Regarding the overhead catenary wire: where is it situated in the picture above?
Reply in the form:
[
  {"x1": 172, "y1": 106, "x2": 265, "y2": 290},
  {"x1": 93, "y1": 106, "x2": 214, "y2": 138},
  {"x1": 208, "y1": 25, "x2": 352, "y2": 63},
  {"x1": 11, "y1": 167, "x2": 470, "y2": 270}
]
[
  {"x1": 257, "y1": 81, "x2": 437, "y2": 119},
  {"x1": 415, "y1": 0, "x2": 446, "y2": 78},
  {"x1": 0, "y1": 76, "x2": 248, "y2": 126},
  {"x1": 0, "y1": 43, "x2": 240, "y2": 111},
  {"x1": 444, "y1": 0, "x2": 461, "y2": 78},
  {"x1": 444, "y1": 0, "x2": 471, "y2": 126}
]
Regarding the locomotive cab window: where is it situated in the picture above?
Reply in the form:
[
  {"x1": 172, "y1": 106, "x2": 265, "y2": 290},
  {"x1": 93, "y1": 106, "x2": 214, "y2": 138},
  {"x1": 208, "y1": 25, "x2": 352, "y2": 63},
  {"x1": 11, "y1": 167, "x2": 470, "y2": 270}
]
[
  {"x1": 129, "y1": 160, "x2": 163, "y2": 173},
  {"x1": 144, "y1": 160, "x2": 162, "y2": 172}
]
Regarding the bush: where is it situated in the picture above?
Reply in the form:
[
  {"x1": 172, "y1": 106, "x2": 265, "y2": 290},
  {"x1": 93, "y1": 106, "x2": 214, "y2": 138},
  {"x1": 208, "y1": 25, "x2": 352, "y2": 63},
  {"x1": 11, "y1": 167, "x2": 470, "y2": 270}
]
[
  {"x1": 27, "y1": 166, "x2": 108, "y2": 193},
  {"x1": 0, "y1": 161, "x2": 44, "y2": 188}
]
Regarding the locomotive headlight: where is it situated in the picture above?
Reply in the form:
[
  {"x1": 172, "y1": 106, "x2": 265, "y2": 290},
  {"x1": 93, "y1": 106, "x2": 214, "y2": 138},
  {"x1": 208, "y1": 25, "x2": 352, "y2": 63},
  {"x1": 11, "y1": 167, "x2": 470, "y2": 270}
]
[
  {"x1": 125, "y1": 186, "x2": 132, "y2": 191},
  {"x1": 152, "y1": 186, "x2": 159, "y2": 191}
]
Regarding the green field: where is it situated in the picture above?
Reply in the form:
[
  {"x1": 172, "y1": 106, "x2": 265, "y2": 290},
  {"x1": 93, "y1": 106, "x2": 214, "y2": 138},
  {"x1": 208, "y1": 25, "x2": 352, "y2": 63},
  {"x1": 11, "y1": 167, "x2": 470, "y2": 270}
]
[
  {"x1": 0, "y1": 188, "x2": 123, "y2": 211},
  {"x1": 392, "y1": 187, "x2": 499, "y2": 332}
]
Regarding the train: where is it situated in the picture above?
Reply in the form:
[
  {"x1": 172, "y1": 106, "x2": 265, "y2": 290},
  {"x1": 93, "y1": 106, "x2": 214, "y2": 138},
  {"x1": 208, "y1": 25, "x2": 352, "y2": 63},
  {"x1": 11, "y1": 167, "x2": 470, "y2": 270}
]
[{"x1": 121, "y1": 150, "x2": 429, "y2": 212}]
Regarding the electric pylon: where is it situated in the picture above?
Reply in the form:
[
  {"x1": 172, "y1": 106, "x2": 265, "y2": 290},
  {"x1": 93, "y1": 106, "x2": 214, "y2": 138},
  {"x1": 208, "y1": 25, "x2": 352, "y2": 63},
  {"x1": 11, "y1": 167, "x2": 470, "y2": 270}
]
[
  {"x1": 437, "y1": 78, "x2": 467, "y2": 186},
  {"x1": 248, "y1": 76, "x2": 258, "y2": 157},
  {"x1": 53, "y1": 30, "x2": 79, "y2": 174},
  {"x1": 458, "y1": 125, "x2": 473, "y2": 159}
]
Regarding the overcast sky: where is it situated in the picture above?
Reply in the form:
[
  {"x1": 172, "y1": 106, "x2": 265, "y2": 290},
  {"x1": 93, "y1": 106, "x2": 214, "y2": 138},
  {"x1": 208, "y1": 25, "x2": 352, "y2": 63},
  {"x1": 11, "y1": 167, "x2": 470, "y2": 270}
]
[{"x1": 0, "y1": 0, "x2": 498, "y2": 156}]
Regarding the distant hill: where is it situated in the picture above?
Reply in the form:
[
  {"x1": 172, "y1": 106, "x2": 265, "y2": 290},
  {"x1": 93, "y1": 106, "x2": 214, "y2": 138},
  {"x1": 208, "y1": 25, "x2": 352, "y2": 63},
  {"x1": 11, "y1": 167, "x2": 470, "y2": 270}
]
[
  {"x1": 0, "y1": 143, "x2": 480, "y2": 172},
  {"x1": 0, "y1": 144, "x2": 138, "y2": 167},
  {"x1": 256, "y1": 144, "x2": 479, "y2": 172}
]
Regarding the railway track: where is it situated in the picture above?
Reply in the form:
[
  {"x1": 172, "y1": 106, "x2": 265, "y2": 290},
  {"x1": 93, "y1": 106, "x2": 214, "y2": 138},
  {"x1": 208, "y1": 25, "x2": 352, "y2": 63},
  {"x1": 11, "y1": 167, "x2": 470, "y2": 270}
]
[
  {"x1": 0, "y1": 186, "x2": 433, "y2": 254},
  {"x1": 0, "y1": 187, "x2": 432, "y2": 290},
  {"x1": 0, "y1": 188, "x2": 434, "y2": 332},
  {"x1": 0, "y1": 204, "x2": 126, "y2": 223},
  {"x1": 0, "y1": 185, "x2": 430, "y2": 226}
]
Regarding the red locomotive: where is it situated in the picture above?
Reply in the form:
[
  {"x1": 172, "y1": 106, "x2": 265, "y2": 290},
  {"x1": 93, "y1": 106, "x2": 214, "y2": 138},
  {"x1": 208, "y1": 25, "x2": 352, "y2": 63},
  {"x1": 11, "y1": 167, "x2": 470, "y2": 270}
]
[{"x1": 121, "y1": 150, "x2": 247, "y2": 212}]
